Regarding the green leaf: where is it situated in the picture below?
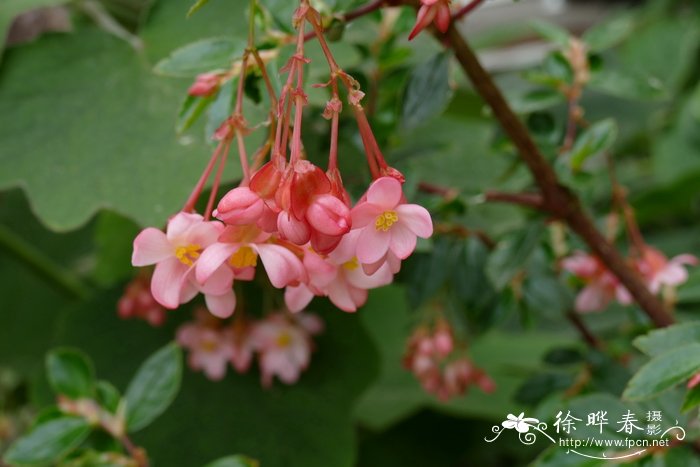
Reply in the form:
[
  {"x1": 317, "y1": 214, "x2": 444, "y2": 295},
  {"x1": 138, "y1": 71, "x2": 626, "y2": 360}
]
[
  {"x1": 565, "y1": 119, "x2": 618, "y2": 171},
  {"x1": 96, "y1": 380, "x2": 122, "y2": 414},
  {"x1": 154, "y1": 37, "x2": 245, "y2": 78},
  {"x1": 45, "y1": 348, "x2": 96, "y2": 399},
  {"x1": 204, "y1": 455, "x2": 259, "y2": 467},
  {"x1": 485, "y1": 222, "x2": 544, "y2": 290},
  {"x1": 3, "y1": 416, "x2": 91, "y2": 466},
  {"x1": 92, "y1": 211, "x2": 141, "y2": 287},
  {"x1": 177, "y1": 94, "x2": 216, "y2": 134},
  {"x1": 187, "y1": 0, "x2": 211, "y2": 18},
  {"x1": 0, "y1": 25, "x2": 242, "y2": 231},
  {"x1": 623, "y1": 343, "x2": 700, "y2": 401},
  {"x1": 583, "y1": 12, "x2": 637, "y2": 52},
  {"x1": 124, "y1": 342, "x2": 182, "y2": 431},
  {"x1": 530, "y1": 20, "x2": 571, "y2": 48},
  {"x1": 634, "y1": 322, "x2": 700, "y2": 357},
  {"x1": 682, "y1": 384, "x2": 700, "y2": 412},
  {"x1": 401, "y1": 52, "x2": 453, "y2": 129},
  {"x1": 508, "y1": 88, "x2": 564, "y2": 114}
]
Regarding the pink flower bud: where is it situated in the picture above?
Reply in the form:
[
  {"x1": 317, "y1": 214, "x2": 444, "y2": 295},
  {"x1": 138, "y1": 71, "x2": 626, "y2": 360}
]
[
  {"x1": 215, "y1": 187, "x2": 265, "y2": 225},
  {"x1": 277, "y1": 211, "x2": 311, "y2": 245},
  {"x1": 306, "y1": 194, "x2": 351, "y2": 236},
  {"x1": 188, "y1": 72, "x2": 221, "y2": 97},
  {"x1": 433, "y1": 331, "x2": 453, "y2": 357}
]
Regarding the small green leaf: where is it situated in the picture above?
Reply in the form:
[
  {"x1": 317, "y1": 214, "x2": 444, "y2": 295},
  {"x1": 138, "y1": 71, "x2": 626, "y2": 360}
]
[
  {"x1": 634, "y1": 322, "x2": 700, "y2": 357},
  {"x1": 583, "y1": 13, "x2": 637, "y2": 52},
  {"x1": 154, "y1": 37, "x2": 245, "y2": 78},
  {"x1": 508, "y1": 88, "x2": 564, "y2": 114},
  {"x1": 682, "y1": 384, "x2": 700, "y2": 412},
  {"x1": 565, "y1": 118, "x2": 618, "y2": 170},
  {"x1": 124, "y1": 342, "x2": 182, "y2": 432},
  {"x1": 204, "y1": 455, "x2": 260, "y2": 467},
  {"x1": 3, "y1": 416, "x2": 91, "y2": 466},
  {"x1": 96, "y1": 380, "x2": 121, "y2": 414},
  {"x1": 46, "y1": 348, "x2": 95, "y2": 399},
  {"x1": 486, "y1": 223, "x2": 544, "y2": 290},
  {"x1": 530, "y1": 20, "x2": 571, "y2": 48},
  {"x1": 187, "y1": 0, "x2": 211, "y2": 18},
  {"x1": 623, "y1": 343, "x2": 700, "y2": 401},
  {"x1": 401, "y1": 52, "x2": 453, "y2": 129},
  {"x1": 177, "y1": 94, "x2": 216, "y2": 134}
]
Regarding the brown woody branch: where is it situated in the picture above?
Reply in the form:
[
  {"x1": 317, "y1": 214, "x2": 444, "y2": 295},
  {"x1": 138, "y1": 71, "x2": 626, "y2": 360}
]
[{"x1": 438, "y1": 22, "x2": 673, "y2": 327}]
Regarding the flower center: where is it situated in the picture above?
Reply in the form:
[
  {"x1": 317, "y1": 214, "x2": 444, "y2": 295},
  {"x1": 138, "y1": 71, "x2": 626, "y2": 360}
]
[
  {"x1": 201, "y1": 338, "x2": 218, "y2": 353},
  {"x1": 276, "y1": 332, "x2": 292, "y2": 347},
  {"x1": 229, "y1": 246, "x2": 258, "y2": 268},
  {"x1": 375, "y1": 210, "x2": 398, "y2": 232},
  {"x1": 343, "y1": 257, "x2": 359, "y2": 271},
  {"x1": 175, "y1": 244, "x2": 201, "y2": 266}
]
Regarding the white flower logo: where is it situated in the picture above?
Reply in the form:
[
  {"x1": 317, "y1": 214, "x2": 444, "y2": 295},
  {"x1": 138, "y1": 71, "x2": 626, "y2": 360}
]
[{"x1": 501, "y1": 413, "x2": 540, "y2": 433}]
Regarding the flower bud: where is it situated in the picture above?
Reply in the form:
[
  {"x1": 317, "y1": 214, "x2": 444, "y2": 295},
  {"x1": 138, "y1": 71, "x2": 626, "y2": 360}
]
[
  {"x1": 277, "y1": 211, "x2": 311, "y2": 245},
  {"x1": 306, "y1": 194, "x2": 351, "y2": 236},
  {"x1": 188, "y1": 72, "x2": 221, "y2": 97},
  {"x1": 215, "y1": 187, "x2": 264, "y2": 225}
]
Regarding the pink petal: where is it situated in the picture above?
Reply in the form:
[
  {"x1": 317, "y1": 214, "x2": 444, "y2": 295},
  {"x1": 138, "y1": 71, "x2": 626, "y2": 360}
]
[
  {"x1": 179, "y1": 276, "x2": 199, "y2": 304},
  {"x1": 306, "y1": 194, "x2": 351, "y2": 236},
  {"x1": 575, "y1": 284, "x2": 610, "y2": 313},
  {"x1": 277, "y1": 212, "x2": 311, "y2": 245},
  {"x1": 285, "y1": 285, "x2": 315, "y2": 313},
  {"x1": 166, "y1": 212, "x2": 204, "y2": 241},
  {"x1": 346, "y1": 262, "x2": 393, "y2": 289},
  {"x1": 186, "y1": 221, "x2": 224, "y2": 248},
  {"x1": 195, "y1": 242, "x2": 237, "y2": 284},
  {"x1": 561, "y1": 253, "x2": 598, "y2": 277},
  {"x1": 350, "y1": 202, "x2": 383, "y2": 228},
  {"x1": 408, "y1": 5, "x2": 436, "y2": 41},
  {"x1": 205, "y1": 290, "x2": 237, "y2": 318},
  {"x1": 328, "y1": 229, "x2": 361, "y2": 264},
  {"x1": 435, "y1": 3, "x2": 451, "y2": 33},
  {"x1": 389, "y1": 223, "x2": 418, "y2": 259},
  {"x1": 132, "y1": 228, "x2": 172, "y2": 266},
  {"x1": 396, "y1": 204, "x2": 433, "y2": 238},
  {"x1": 361, "y1": 255, "x2": 388, "y2": 276},
  {"x1": 198, "y1": 263, "x2": 234, "y2": 295},
  {"x1": 297, "y1": 313, "x2": 324, "y2": 335},
  {"x1": 256, "y1": 244, "x2": 304, "y2": 288},
  {"x1": 326, "y1": 278, "x2": 358, "y2": 312},
  {"x1": 366, "y1": 177, "x2": 402, "y2": 209},
  {"x1": 356, "y1": 227, "x2": 391, "y2": 265},
  {"x1": 151, "y1": 258, "x2": 189, "y2": 309},
  {"x1": 655, "y1": 264, "x2": 689, "y2": 288}
]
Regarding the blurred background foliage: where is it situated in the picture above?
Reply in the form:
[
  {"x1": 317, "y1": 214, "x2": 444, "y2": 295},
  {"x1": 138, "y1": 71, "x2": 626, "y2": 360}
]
[{"x1": 2, "y1": 0, "x2": 700, "y2": 465}]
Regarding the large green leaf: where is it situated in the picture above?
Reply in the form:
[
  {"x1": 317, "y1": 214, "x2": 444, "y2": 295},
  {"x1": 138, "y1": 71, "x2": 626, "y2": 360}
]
[
  {"x1": 124, "y1": 342, "x2": 182, "y2": 431},
  {"x1": 401, "y1": 52, "x2": 453, "y2": 129},
  {"x1": 0, "y1": 26, "x2": 219, "y2": 230},
  {"x1": 623, "y1": 344, "x2": 700, "y2": 401},
  {"x1": 3, "y1": 416, "x2": 91, "y2": 466},
  {"x1": 634, "y1": 322, "x2": 700, "y2": 357}
]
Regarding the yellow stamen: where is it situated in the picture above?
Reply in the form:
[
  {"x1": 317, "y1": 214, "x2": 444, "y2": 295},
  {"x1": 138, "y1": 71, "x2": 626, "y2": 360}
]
[
  {"x1": 375, "y1": 210, "x2": 398, "y2": 232},
  {"x1": 276, "y1": 332, "x2": 292, "y2": 347},
  {"x1": 343, "y1": 257, "x2": 359, "y2": 271},
  {"x1": 200, "y1": 339, "x2": 218, "y2": 352},
  {"x1": 229, "y1": 246, "x2": 258, "y2": 268},
  {"x1": 175, "y1": 244, "x2": 201, "y2": 266}
]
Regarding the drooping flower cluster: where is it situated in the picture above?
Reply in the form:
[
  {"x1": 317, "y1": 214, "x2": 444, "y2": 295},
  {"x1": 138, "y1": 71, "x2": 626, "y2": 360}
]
[
  {"x1": 117, "y1": 273, "x2": 167, "y2": 326},
  {"x1": 177, "y1": 308, "x2": 323, "y2": 386},
  {"x1": 130, "y1": 4, "x2": 433, "y2": 322},
  {"x1": 562, "y1": 246, "x2": 697, "y2": 313},
  {"x1": 403, "y1": 320, "x2": 495, "y2": 401}
]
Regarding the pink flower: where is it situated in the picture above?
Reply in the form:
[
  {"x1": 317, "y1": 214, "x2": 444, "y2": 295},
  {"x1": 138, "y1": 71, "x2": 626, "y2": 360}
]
[
  {"x1": 132, "y1": 212, "x2": 229, "y2": 311},
  {"x1": 636, "y1": 247, "x2": 697, "y2": 294},
  {"x1": 195, "y1": 225, "x2": 305, "y2": 290},
  {"x1": 250, "y1": 312, "x2": 323, "y2": 387},
  {"x1": 188, "y1": 72, "x2": 222, "y2": 97},
  {"x1": 688, "y1": 372, "x2": 700, "y2": 389},
  {"x1": 350, "y1": 177, "x2": 433, "y2": 266},
  {"x1": 177, "y1": 320, "x2": 232, "y2": 381},
  {"x1": 409, "y1": 0, "x2": 452, "y2": 41},
  {"x1": 562, "y1": 252, "x2": 628, "y2": 313}
]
